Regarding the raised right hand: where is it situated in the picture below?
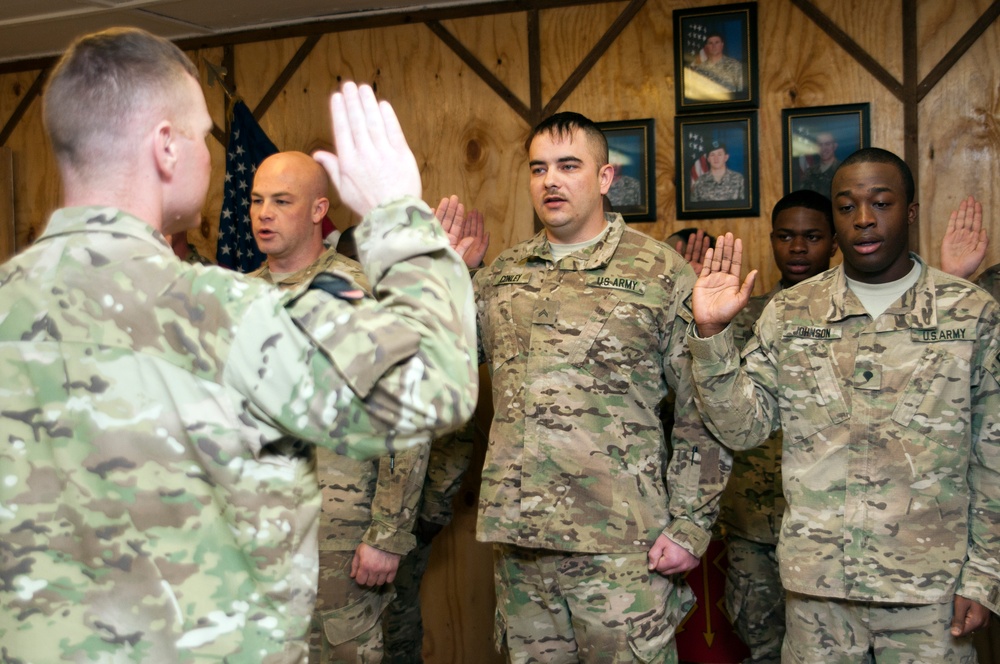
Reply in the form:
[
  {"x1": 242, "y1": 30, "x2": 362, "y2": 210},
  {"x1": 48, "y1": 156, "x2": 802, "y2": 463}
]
[{"x1": 692, "y1": 232, "x2": 756, "y2": 337}]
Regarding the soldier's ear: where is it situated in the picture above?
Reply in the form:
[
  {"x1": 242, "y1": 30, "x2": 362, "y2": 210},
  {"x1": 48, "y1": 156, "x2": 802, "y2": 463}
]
[{"x1": 153, "y1": 120, "x2": 178, "y2": 179}]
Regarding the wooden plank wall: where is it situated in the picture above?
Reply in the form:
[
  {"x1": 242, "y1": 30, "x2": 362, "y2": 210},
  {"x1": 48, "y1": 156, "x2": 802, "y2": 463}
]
[{"x1": 1, "y1": 1, "x2": 999, "y2": 661}]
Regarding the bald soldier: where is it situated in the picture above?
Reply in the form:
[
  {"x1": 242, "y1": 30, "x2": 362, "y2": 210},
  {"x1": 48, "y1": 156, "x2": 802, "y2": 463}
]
[
  {"x1": 0, "y1": 26, "x2": 477, "y2": 663},
  {"x1": 248, "y1": 151, "x2": 429, "y2": 663}
]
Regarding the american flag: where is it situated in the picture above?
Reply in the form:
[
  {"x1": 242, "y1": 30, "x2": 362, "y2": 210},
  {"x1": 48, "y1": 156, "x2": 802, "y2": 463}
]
[
  {"x1": 216, "y1": 100, "x2": 278, "y2": 272},
  {"x1": 687, "y1": 130, "x2": 708, "y2": 184},
  {"x1": 684, "y1": 21, "x2": 708, "y2": 61}
]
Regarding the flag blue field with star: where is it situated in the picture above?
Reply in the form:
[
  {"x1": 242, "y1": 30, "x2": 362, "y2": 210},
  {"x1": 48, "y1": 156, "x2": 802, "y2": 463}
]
[{"x1": 216, "y1": 100, "x2": 278, "y2": 272}]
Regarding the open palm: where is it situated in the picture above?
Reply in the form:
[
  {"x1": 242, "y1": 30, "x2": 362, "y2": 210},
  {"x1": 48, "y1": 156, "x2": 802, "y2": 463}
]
[{"x1": 692, "y1": 232, "x2": 756, "y2": 337}]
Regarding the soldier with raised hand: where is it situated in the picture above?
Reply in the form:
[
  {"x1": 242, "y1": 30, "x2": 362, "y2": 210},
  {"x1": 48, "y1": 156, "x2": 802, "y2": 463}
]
[
  {"x1": 689, "y1": 148, "x2": 1000, "y2": 662},
  {"x1": 0, "y1": 27, "x2": 477, "y2": 663},
  {"x1": 474, "y1": 111, "x2": 730, "y2": 662},
  {"x1": 720, "y1": 189, "x2": 837, "y2": 664}
]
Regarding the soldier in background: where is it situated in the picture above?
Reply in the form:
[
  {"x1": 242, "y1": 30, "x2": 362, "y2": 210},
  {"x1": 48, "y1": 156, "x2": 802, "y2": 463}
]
[
  {"x1": 474, "y1": 111, "x2": 730, "y2": 662},
  {"x1": 720, "y1": 189, "x2": 837, "y2": 664},
  {"x1": 690, "y1": 141, "x2": 746, "y2": 203},
  {"x1": 248, "y1": 150, "x2": 432, "y2": 663},
  {"x1": 0, "y1": 27, "x2": 478, "y2": 663},
  {"x1": 690, "y1": 148, "x2": 999, "y2": 661}
]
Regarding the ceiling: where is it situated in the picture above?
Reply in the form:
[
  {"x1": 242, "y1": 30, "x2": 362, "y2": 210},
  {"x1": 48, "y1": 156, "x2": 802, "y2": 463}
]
[{"x1": 0, "y1": 0, "x2": 501, "y2": 66}]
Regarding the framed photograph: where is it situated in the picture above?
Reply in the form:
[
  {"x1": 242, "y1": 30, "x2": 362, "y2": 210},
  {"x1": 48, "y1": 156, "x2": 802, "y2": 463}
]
[
  {"x1": 675, "y1": 111, "x2": 759, "y2": 220},
  {"x1": 598, "y1": 119, "x2": 656, "y2": 222},
  {"x1": 673, "y1": 2, "x2": 758, "y2": 112},
  {"x1": 782, "y1": 103, "x2": 871, "y2": 196}
]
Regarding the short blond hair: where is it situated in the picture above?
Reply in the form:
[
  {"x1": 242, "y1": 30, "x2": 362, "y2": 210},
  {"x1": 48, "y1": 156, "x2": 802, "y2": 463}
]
[{"x1": 43, "y1": 27, "x2": 198, "y2": 170}]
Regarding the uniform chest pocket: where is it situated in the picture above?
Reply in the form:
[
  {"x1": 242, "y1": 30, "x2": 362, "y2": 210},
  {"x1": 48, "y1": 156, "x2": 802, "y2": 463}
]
[
  {"x1": 481, "y1": 286, "x2": 520, "y2": 373},
  {"x1": 567, "y1": 294, "x2": 657, "y2": 389},
  {"x1": 890, "y1": 343, "x2": 974, "y2": 450},
  {"x1": 777, "y1": 347, "x2": 849, "y2": 444}
]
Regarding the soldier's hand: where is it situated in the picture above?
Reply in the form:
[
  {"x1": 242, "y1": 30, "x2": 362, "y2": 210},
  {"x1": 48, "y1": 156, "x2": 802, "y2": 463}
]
[
  {"x1": 677, "y1": 228, "x2": 711, "y2": 276},
  {"x1": 350, "y1": 543, "x2": 401, "y2": 587},
  {"x1": 692, "y1": 232, "x2": 756, "y2": 338},
  {"x1": 940, "y1": 195, "x2": 987, "y2": 279},
  {"x1": 950, "y1": 595, "x2": 990, "y2": 637},
  {"x1": 647, "y1": 534, "x2": 699, "y2": 576},
  {"x1": 435, "y1": 195, "x2": 490, "y2": 268},
  {"x1": 314, "y1": 82, "x2": 421, "y2": 218}
]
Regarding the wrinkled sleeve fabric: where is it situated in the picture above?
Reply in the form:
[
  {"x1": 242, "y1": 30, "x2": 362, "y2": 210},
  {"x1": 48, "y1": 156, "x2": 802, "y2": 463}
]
[{"x1": 226, "y1": 196, "x2": 479, "y2": 461}]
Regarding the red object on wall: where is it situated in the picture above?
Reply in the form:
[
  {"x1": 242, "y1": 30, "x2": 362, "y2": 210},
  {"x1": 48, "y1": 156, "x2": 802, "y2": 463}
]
[{"x1": 675, "y1": 539, "x2": 750, "y2": 664}]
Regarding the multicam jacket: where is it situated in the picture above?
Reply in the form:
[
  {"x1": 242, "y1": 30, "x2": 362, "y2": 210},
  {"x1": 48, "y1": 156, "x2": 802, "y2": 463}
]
[
  {"x1": 976, "y1": 263, "x2": 1000, "y2": 303},
  {"x1": 719, "y1": 283, "x2": 784, "y2": 544},
  {"x1": 690, "y1": 256, "x2": 1000, "y2": 611},
  {"x1": 474, "y1": 214, "x2": 730, "y2": 558},
  {"x1": 250, "y1": 246, "x2": 427, "y2": 556},
  {"x1": 0, "y1": 199, "x2": 477, "y2": 663},
  {"x1": 690, "y1": 168, "x2": 745, "y2": 202}
]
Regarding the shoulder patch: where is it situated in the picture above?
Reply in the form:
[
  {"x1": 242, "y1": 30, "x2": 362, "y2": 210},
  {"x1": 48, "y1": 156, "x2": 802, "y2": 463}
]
[
  {"x1": 587, "y1": 275, "x2": 646, "y2": 295},
  {"x1": 308, "y1": 272, "x2": 366, "y2": 300}
]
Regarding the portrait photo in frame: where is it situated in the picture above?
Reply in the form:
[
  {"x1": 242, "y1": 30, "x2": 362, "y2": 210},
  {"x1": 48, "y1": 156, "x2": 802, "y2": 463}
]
[
  {"x1": 782, "y1": 103, "x2": 871, "y2": 196},
  {"x1": 598, "y1": 119, "x2": 657, "y2": 222},
  {"x1": 675, "y1": 111, "x2": 759, "y2": 220},
  {"x1": 673, "y1": 2, "x2": 758, "y2": 112}
]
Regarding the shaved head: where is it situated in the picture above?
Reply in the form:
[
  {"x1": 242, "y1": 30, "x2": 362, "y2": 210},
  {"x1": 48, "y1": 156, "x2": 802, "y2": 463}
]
[{"x1": 250, "y1": 151, "x2": 332, "y2": 273}]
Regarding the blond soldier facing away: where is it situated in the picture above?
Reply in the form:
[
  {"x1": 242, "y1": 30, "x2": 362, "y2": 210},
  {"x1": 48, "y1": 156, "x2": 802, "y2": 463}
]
[
  {"x1": 690, "y1": 148, "x2": 999, "y2": 661},
  {"x1": 248, "y1": 151, "x2": 430, "y2": 663},
  {"x1": 0, "y1": 28, "x2": 477, "y2": 663}
]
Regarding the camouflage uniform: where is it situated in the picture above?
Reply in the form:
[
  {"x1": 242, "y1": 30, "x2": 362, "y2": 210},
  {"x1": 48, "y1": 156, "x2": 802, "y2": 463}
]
[
  {"x1": 382, "y1": 421, "x2": 475, "y2": 663},
  {"x1": 690, "y1": 169, "x2": 745, "y2": 202},
  {"x1": 799, "y1": 159, "x2": 839, "y2": 198},
  {"x1": 976, "y1": 263, "x2": 1000, "y2": 303},
  {"x1": 0, "y1": 199, "x2": 478, "y2": 663},
  {"x1": 474, "y1": 213, "x2": 730, "y2": 661},
  {"x1": 690, "y1": 55, "x2": 744, "y2": 92},
  {"x1": 251, "y1": 246, "x2": 431, "y2": 663},
  {"x1": 689, "y1": 255, "x2": 1000, "y2": 658},
  {"x1": 720, "y1": 283, "x2": 785, "y2": 664}
]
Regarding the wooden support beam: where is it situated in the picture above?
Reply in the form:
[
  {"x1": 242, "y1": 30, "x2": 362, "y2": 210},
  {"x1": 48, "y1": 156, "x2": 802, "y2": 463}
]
[
  {"x1": 253, "y1": 35, "x2": 321, "y2": 120},
  {"x1": 790, "y1": 0, "x2": 903, "y2": 100},
  {"x1": 918, "y1": 0, "x2": 1000, "y2": 102},
  {"x1": 528, "y1": 9, "x2": 542, "y2": 122},
  {"x1": 426, "y1": 21, "x2": 532, "y2": 123},
  {"x1": 902, "y1": 0, "x2": 920, "y2": 249},
  {"x1": 541, "y1": 0, "x2": 647, "y2": 118},
  {"x1": 0, "y1": 69, "x2": 46, "y2": 146}
]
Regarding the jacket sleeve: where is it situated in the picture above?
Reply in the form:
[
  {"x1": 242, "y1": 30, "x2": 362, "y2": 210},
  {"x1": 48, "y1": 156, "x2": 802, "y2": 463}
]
[
  {"x1": 362, "y1": 446, "x2": 431, "y2": 556},
  {"x1": 225, "y1": 197, "x2": 479, "y2": 462},
  {"x1": 957, "y1": 310, "x2": 1000, "y2": 614},
  {"x1": 659, "y1": 262, "x2": 733, "y2": 559}
]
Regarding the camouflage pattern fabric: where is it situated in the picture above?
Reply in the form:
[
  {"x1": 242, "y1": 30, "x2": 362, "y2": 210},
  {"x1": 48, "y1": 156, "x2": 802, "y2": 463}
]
[
  {"x1": 799, "y1": 159, "x2": 839, "y2": 198},
  {"x1": 492, "y1": 544, "x2": 695, "y2": 663},
  {"x1": 383, "y1": 420, "x2": 475, "y2": 662},
  {"x1": 0, "y1": 199, "x2": 478, "y2": 662},
  {"x1": 253, "y1": 246, "x2": 432, "y2": 660},
  {"x1": 720, "y1": 283, "x2": 785, "y2": 546},
  {"x1": 976, "y1": 263, "x2": 1000, "y2": 304},
  {"x1": 783, "y1": 592, "x2": 974, "y2": 663},
  {"x1": 725, "y1": 535, "x2": 784, "y2": 664},
  {"x1": 310, "y1": 550, "x2": 393, "y2": 664},
  {"x1": 689, "y1": 255, "x2": 1000, "y2": 613},
  {"x1": 690, "y1": 54, "x2": 744, "y2": 92},
  {"x1": 474, "y1": 213, "x2": 729, "y2": 558},
  {"x1": 690, "y1": 169, "x2": 745, "y2": 202}
]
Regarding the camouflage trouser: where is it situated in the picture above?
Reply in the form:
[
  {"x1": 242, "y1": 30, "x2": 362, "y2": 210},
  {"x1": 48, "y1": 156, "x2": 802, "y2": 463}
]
[
  {"x1": 381, "y1": 534, "x2": 435, "y2": 663},
  {"x1": 309, "y1": 549, "x2": 395, "y2": 664},
  {"x1": 783, "y1": 592, "x2": 977, "y2": 663},
  {"x1": 493, "y1": 544, "x2": 695, "y2": 664},
  {"x1": 724, "y1": 535, "x2": 784, "y2": 664}
]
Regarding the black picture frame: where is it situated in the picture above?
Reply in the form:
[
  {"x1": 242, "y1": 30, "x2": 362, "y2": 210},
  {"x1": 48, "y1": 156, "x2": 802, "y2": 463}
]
[
  {"x1": 781, "y1": 103, "x2": 871, "y2": 196},
  {"x1": 598, "y1": 119, "x2": 656, "y2": 222},
  {"x1": 673, "y1": 2, "x2": 758, "y2": 112},
  {"x1": 675, "y1": 111, "x2": 759, "y2": 220}
]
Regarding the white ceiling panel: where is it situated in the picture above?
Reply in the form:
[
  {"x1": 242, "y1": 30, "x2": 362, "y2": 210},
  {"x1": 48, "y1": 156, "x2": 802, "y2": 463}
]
[{"x1": 0, "y1": 0, "x2": 503, "y2": 66}]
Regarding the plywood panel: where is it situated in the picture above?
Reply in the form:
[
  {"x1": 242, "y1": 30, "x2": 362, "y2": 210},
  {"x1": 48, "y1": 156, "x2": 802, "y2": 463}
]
[
  {"x1": 441, "y1": 11, "x2": 532, "y2": 106},
  {"x1": 918, "y1": 12, "x2": 1000, "y2": 277},
  {"x1": 0, "y1": 146, "x2": 13, "y2": 262},
  {"x1": 916, "y1": 0, "x2": 994, "y2": 81},
  {"x1": 539, "y1": 1, "x2": 630, "y2": 101},
  {"x1": 813, "y1": 0, "x2": 904, "y2": 82}
]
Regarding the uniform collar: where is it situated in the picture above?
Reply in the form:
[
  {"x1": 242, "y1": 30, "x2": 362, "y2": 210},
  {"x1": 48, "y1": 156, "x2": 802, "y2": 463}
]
[
  {"x1": 41, "y1": 206, "x2": 171, "y2": 254},
  {"x1": 522, "y1": 212, "x2": 625, "y2": 270},
  {"x1": 825, "y1": 253, "x2": 935, "y2": 328}
]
